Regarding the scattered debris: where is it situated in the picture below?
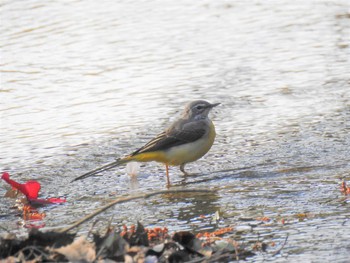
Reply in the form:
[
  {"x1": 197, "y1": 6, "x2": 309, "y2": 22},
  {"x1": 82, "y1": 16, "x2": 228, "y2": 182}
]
[
  {"x1": 196, "y1": 227, "x2": 234, "y2": 239},
  {"x1": 256, "y1": 216, "x2": 271, "y2": 222},
  {"x1": 0, "y1": 222, "x2": 257, "y2": 262},
  {"x1": 340, "y1": 180, "x2": 350, "y2": 195},
  {"x1": 58, "y1": 188, "x2": 214, "y2": 233},
  {"x1": 1, "y1": 172, "x2": 66, "y2": 229},
  {"x1": 294, "y1": 213, "x2": 315, "y2": 222},
  {"x1": 0, "y1": 229, "x2": 75, "y2": 261},
  {"x1": 0, "y1": 177, "x2": 293, "y2": 262}
]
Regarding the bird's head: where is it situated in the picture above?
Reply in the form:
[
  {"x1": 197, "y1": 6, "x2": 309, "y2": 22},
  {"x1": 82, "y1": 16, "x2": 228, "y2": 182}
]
[{"x1": 183, "y1": 100, "x2": 220, "y2": 120}]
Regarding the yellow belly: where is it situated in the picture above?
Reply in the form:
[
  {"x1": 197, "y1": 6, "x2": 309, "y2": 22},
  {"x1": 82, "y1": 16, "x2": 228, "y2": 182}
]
[{"x1": 125, "y1": 121, "x2": 216, "y2": 166}]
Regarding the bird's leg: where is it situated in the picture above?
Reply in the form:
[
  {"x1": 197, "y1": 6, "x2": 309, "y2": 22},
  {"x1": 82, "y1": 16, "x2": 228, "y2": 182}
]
[
  {"x1": 180, "y1": 164, "x2": 189, "y2": 176},
  {"x1": 165, "y1": 164, "x2": 170, "y2": 188}
]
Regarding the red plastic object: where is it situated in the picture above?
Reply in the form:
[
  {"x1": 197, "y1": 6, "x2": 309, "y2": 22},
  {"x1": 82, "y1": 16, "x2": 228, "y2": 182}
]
[{"x1": 1, "y1": 172, "x2": 66, "y2": 204}]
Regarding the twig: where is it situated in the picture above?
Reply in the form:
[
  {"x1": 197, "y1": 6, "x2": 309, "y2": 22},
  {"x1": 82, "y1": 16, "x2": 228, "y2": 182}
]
[
  {"x1": 87, "y1": 219, "x2": 100, "y2": 237},
  {"x1": 58, "y1": 188, "x2": 214, "y2": 233},
  {"x1": 271, "y1": 234, "x2": 289, "y2": 256}
]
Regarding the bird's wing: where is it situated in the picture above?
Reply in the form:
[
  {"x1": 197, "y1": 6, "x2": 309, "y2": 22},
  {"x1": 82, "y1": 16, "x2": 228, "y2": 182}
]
[{"x1": 131, "y1": 119, "x2": 207, "y2": 155}]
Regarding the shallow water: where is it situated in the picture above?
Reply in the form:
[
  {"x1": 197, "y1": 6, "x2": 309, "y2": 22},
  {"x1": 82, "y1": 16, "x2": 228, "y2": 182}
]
[{"x1": 1, "y1": 0, "x2": 350, "y2": 262}]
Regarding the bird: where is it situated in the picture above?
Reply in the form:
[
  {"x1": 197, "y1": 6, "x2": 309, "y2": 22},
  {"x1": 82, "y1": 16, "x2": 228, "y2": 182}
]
[{"x1": 72, "y1": 100, "x2": 220, "y2": 186}]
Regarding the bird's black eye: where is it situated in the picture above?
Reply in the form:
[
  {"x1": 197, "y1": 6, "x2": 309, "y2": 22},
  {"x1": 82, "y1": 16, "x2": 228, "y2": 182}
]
[{"x1": 196, "y1": 105, "x2": 203, "y2": 110}]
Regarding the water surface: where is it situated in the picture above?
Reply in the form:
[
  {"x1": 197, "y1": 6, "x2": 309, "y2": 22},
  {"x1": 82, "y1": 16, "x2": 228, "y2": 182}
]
[{"x1": 1, "y1": 0, "x2": 350, "y2": 262}]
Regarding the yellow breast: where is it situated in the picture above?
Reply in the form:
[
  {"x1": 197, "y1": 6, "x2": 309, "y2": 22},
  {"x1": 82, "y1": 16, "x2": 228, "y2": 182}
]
[{"x1": 164, "y1": 120, "x2": 216, "y2": 165}]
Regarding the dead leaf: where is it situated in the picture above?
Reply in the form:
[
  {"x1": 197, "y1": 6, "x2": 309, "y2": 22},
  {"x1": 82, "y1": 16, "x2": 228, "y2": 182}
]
[{"x1": 54, "y1": 236, "x2": 96, "y2": 262}]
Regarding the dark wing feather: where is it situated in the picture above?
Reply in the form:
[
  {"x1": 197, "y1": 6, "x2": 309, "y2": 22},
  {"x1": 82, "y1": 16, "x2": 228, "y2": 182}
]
[{"x1": 131, "y1": 119, "x2": 206, "y2": 155}]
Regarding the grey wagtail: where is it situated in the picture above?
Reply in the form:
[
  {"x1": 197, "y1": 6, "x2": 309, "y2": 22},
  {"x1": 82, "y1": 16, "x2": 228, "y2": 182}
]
[{"x1": 72, "y1": 100, "x2": 220, "y2": 185}]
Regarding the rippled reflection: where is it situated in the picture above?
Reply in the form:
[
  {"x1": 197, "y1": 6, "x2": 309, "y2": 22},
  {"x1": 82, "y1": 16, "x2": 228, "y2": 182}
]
[{"x1": 1, "y1": 0, "x2": 349, "y2": 262}]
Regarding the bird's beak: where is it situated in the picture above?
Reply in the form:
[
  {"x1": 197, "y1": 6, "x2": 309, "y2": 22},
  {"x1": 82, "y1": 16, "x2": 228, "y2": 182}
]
[{"x1": 209, "y1": 103, "x2": 221, "y2": 108}]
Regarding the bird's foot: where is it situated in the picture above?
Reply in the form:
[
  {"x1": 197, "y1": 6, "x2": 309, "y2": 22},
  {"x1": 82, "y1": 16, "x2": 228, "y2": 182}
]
[{"x1": 180, "y1": 164, "x2": 190, "y2": 176}]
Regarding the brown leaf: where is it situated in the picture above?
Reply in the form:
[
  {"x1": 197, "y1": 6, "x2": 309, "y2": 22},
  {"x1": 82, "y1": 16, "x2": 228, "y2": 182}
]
[{"x1": 54, "y1": 236, "x2": 96, "y2": 262}]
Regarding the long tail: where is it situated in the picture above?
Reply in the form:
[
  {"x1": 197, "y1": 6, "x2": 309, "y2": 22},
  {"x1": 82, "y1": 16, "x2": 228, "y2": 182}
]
[{"x1": 71, "y1": 158, "x2": 129, "y2": 182}]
